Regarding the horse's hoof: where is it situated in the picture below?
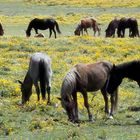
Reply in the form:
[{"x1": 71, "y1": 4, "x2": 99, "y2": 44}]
[
  {"x1": 89, "y1": 119, "x2": 95, "y2": 123},
  {"x1": 74, "y1": 119, "x2": 80, "y2": 123},
  {"x1": 47, "y1": 102, "x2": 51, "y2": 106},
  {"x1": 108, "y1": 115, "x2": 114, "y2": 119}
]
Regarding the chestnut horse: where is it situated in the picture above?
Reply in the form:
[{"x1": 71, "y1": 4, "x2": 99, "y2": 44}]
[
  {"x1": 74, "y1": 18, "x2": 101, "y2": 36},
  {"x1": 26, "y1": 18, "x2": 61, "y2": 38},
  {"x1": 18, "y1": 53, "x2": 52, "y2": 104},
  {"x1": 59, "y1": 61, "x2": 118, "y2": 122}
]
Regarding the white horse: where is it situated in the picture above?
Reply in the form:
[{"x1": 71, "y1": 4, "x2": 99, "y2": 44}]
[{"x1": 18, "y1": 52, "x2": 52, "y2": 104}]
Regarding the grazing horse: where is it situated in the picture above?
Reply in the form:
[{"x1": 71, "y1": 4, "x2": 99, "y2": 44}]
[
  {"x1": 117, "y1": 17, "x2": 139, "y2": 38},
  {"x1": 60, "y1": 61, "x2": 117, "y2": 122},
  {"x1": 0, "y1": 23, "x2": 4, "y2": 36},
  {"x1": 105, "y1": 18, "x2": 120, "y2": 37},
  {"x1": 107, "y1": 60, "x2": 140, "y2": 118},
  {"x1": 74, "y1": 18, "x2": 101, "y2": 36},
  {"x1": 18, "y1": 52, "x2": 52, "y2": 104},
  {"x1": 26, "y1": 18, "x2": 61, "y2": 38}
]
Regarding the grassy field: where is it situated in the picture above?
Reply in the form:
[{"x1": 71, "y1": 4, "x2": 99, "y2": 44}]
[{"x1": 0, "y1": 1, "x2": 140, "y2": 140}]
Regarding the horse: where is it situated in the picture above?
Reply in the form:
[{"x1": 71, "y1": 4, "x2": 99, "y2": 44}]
[
  {"x1": 107, "y1": 60, "x2": 140, "y2": 118},
  {"x1": 74, "y1": 18, "x2": 101, "y2": 36},
  {"x1": 34, "y1": 33, "x2": 45, "y2": 38},
  {"x1": 0, "y1": 23, "x2": 4, "y2": 36},
  {"x1": 59, "y1": 61, "x2": 117, "y2": 122},
  {"x1": 26, "y1": 18, "x2": 61, "y2": 38},
  {"x1": 117, "y1": 17, "x2": 139, "y2": 38},
  {"x1": 18, "y1": 52, "x2": 52, "y2": 104},
  {"x1": 105, "y1": 18, "x2": 120, "y2": 37}
]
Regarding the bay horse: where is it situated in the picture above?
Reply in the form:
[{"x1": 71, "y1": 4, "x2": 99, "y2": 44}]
[
  {"x1": 26, "y1": 18, "x2": 61, "y2": 38},
  {"x1": 117, "y1": 17, "x2": 139, "y2": 38},
  {"x1": 105, "y1": 18, "x2": 120, "y2": 37},
  {"x1": 59, "y1": 61, "x2": 118, "y2": 122},
  {"x1": 0, "y1": 22, "x2": 4, "y2": 36},
  {"x1": 18, "y1": 52, "x2": 52, "y2": 104},
  {"x1": 107, "y1": 60, "x2": 140, "y2": 118},
  {"x1": 74, "y1": 18, "x2": 101, "y2": 36}
]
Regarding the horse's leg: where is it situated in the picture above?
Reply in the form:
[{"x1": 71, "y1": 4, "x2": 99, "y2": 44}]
[
  {"x1": 34, "y1": 83, "x2": 40, "y2": 101},
  {"x1": 122, "y1": 29, "x2": 125, "y2": 37},
  {"x1": 46, "y1": 78, "x2": 51, "y2": 104},
  {"x1": 47, "y1": 86, "x2": 51, "y2": 104},
  {"x1": 52, "y1": 28, "x2": 56, "y2": 38},
  {"x1": 34, "y1": 28, "x2": 38, "y2": 34},
  {"x1": 82, "y1": 90, "x2": 93, "y2": 121},
  {"x1": 101, "y1": 89, "x2": 109, "y2": 115},
  {"x1": 98, "y1": 27, "x2": 101, "y2": 36},
  {"x1": 109, "y1": 94, "x2": 115, "y2": 119},
  {"x1": 49, "y1": 28, "x2": 52, "y2": 38},
  {"x1": 84, "y1": 28, "x2": 88, "y2": 35},
  {"x1": 72, "y1": 92, "x2": 79, "y2": 122},
  {"x1": 81, "y1": 29, "x2": 83, "y2": 35}
]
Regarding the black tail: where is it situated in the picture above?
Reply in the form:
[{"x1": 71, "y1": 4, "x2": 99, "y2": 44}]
[
  {"x1": 39, "y1": 59, "x2": 46, "y2": 100},
  {"x1": 55, "y1": 21, "x2": 61, "y2": 34}
]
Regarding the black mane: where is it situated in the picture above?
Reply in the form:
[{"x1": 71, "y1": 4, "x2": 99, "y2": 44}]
[{"x1": 116, "y1": 60, "x2": 140, "y2": 81}]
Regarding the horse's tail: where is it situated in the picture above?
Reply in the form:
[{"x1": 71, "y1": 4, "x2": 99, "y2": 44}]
[
  {"x1": 55, "y1": 21, "x2": 61, "y2": 34},
  {"x1": 39, "y1": 59, "x2": 46, "y2": 100},
  {"x1": 61, "y1": 69, "x2": 77, "y2": 107},
  {"x1": 114, "y1": 88, "x2": 118, "y2": 111}
]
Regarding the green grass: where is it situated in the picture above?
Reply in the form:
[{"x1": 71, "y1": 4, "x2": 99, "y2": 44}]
[{"x1": 0, "y1": 1, "x2": 140, "y2": 140}]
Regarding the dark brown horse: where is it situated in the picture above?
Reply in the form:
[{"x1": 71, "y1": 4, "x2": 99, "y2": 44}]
[
  {"x1": 18, "y1": 53, "x2": 52, "y2": 104},
  {"x1": 105, "y1": 18, "x2": 120, "y2": 37},
  {"x1": 0, "y1": 23, "x2": 4, "y2": 36},
  {"x1": 117, "y1": 17, "x2": 139, "y2": 38},
  {"x1": 60, "y1": 61, "x2": 118, "y2": 122},
  {"x1": 26, "y1": 18, "x2": 61, "y2": 38},
  {"x1": 107, "y1": 60, "x2": 140, "y2": 117},
  {"x1": 74, "y1": 18, "x2": 101, "y2": 36}
]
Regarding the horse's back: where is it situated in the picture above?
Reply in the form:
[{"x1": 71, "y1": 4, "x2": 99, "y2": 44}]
[
  {"x1": 74, "y1": 61, "x2": 112, "y2": 91},
  {"x1": 29, "y1": 53, "x2": 52, "y2": 83},
  {"x1": 81, "y1": 18, "x2": 96, "y2": 27}
]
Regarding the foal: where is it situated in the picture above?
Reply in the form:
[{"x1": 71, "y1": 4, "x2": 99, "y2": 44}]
[{"x1": 18, "y1": 52, "x2": 52, "y2": 104}]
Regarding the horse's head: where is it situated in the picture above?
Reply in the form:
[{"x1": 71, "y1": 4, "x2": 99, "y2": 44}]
[
  {"x1": 74, "y1": 24, "x2": 81, "y2": 36},
  {"x1": 74, "y1": 29, "x2": 80, "y2": 36},
  {"x1": 107, "y1": 64, "x2": 122, "y2": 94},
  {"x1": 26, "y1": 30, "x2": 31, "y2": 37},
  {"x1": 60, "y1": 97, "x2": 76, "y2": 122},
  {"x1": 18, "y1": 80, "x2": 32, "y2": 104},
  {"x1": 105, "y1": 29, "x2": 113, "y2": 37},
  {"x1": 0, "y1": 29, "x2": 4, "y2": 36},
  {"x1": 65, "y1": 101, "x2": 76, "y2": 122}
]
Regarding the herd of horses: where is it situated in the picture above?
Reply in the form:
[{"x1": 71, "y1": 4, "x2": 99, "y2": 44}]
[
  {"x1": 0, "y1": 17, "x2": 140, "y2": 123},
  {"x1": 0, "y1": 17, "x2": 139, "y2": 38},
  {"x1": 17, "y1": 52, "x2": 140, "y2": 123}
]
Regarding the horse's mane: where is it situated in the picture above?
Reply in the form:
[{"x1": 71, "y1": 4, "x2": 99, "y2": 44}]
[
  {"x1": 61, "y1": 67, "x2": 79, "y2": 103},
  {"x1": 117, "y1": 60, "x2": 140, "y2": 69},
  {"x1": 116, "y1": 60, "x2": 140, "y2": 78}
]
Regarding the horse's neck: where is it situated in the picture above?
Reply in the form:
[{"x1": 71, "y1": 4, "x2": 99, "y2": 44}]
[
  {"x1": 117, "y1": 65, "x2": 134, "y2": 79},
  {"x1": 23, "y1": 71, "x2": 33, "y2": 89},
  {"x1": 27, "y1": 23, "x2": 32, "y2": 32}
]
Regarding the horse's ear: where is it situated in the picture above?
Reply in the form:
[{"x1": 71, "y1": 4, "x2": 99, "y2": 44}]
[
  {"x1": 113, "y1": 64, "x2": 116, "y2": 68},
  {"x1": 18, "y1": 80, "x2": 23, "y2": 85},
  {"x1": 112, "y1": 64, "x2": 117, "y2": 70},
  {"x1": 57, "y1": 97, "x2": 61, "y2": 101}
]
